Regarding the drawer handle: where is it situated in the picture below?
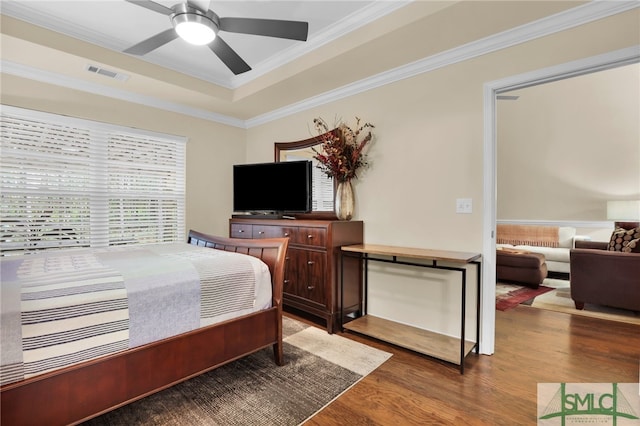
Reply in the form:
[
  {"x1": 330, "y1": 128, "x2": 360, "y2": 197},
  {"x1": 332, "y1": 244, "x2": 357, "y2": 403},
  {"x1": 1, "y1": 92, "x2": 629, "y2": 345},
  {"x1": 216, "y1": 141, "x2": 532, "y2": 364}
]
[
  {"x1": 307, "y1": 235, "x2": 313, "y2": 239},
  {"x1": 237, "y1": 229, "x2": 244, "y2": 233},
  {"x1": 285, "y1": 256, "x2": 290, "y2": 261},
  {"x1": 258, "y1": 231, "x2": 264, "y2": 234},
  {"x1": 284, "y1": 279, "x2": 290, "y2": 284},
  {"x1": 307, "y1": 285, "x2": 315, "y2": 290},
  {"x1": 284, "y1": 232, "x2": 290, "y2": 237},
  {"x1": 307, "y1": 260, "x2": 315, "y2": 265}
]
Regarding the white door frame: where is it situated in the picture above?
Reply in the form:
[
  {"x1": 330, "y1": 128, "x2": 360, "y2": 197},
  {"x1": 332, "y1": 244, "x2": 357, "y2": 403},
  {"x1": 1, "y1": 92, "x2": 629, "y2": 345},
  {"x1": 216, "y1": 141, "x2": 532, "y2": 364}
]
[{"x1": 480, "y1": 45, "x2": 640, "y2": 355}]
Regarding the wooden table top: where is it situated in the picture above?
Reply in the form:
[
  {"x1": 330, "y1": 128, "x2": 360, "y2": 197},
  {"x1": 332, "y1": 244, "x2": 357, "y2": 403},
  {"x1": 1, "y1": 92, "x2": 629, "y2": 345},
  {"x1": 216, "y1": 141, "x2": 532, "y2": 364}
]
[{"x1": 341, "y1": 244, "x2": 481, "y2": 264}]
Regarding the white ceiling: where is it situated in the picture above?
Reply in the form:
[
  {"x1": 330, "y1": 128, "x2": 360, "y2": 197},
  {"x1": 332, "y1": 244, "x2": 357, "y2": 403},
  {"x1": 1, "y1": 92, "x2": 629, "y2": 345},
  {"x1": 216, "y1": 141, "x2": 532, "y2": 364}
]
[{"x1": 1, "y1": 0, "x2": 407, "y2": 88}]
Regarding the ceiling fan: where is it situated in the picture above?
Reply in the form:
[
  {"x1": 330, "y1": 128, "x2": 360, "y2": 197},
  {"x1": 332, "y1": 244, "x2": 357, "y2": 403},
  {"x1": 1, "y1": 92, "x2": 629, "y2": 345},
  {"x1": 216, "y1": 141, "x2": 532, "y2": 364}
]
[{"x1": 124, "y1": 0, "x2": 309, "y2": 75}]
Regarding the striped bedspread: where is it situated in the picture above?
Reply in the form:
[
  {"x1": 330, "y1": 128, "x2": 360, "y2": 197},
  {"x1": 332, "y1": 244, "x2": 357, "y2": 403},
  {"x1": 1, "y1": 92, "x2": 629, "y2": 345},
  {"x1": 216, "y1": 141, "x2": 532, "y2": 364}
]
[{"x1": 0, "y1": 243, "x2": 271, "y2": 386}]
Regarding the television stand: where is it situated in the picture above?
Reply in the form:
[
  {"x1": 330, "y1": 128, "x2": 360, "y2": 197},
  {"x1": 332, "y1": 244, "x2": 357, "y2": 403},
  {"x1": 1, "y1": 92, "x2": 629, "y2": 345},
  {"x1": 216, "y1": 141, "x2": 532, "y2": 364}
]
[{"x1": 230, "y1": 217, "x2": 364, "y2": 333}]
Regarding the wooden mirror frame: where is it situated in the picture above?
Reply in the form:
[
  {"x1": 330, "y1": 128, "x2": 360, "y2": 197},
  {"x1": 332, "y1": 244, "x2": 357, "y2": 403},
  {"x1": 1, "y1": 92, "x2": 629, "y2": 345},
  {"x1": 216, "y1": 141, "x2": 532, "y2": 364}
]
[{"x1": 275, "y1": 131, "x2": 338, "y2": 220}]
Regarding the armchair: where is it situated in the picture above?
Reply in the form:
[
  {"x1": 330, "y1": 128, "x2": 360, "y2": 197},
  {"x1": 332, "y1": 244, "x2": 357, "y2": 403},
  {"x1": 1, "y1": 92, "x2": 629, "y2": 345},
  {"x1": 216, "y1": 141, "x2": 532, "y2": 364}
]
[{"x1": 570, "y1": 226, "x2": 640, "y2": 312}]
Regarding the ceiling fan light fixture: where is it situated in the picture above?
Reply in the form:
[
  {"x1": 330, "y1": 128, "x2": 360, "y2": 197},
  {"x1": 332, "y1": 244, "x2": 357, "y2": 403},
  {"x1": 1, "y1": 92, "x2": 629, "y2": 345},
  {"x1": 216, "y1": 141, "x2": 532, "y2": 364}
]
[{"x1": 171, "y1": 7, "x2": 217, "y2": 46}]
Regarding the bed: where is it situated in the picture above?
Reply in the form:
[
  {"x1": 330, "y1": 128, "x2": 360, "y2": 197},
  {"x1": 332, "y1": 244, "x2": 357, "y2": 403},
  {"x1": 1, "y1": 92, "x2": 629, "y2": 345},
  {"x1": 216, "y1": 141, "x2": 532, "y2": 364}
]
[{"x1": 1, "y1": 230, "x2": 289, "y2": 426}]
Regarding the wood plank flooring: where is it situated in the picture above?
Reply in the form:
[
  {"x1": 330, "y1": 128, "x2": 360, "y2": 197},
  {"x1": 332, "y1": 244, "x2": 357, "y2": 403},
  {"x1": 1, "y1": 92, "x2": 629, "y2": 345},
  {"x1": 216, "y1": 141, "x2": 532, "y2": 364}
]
[{"x1": 289, "y1": 306, "x2": 640, "y2": 425}]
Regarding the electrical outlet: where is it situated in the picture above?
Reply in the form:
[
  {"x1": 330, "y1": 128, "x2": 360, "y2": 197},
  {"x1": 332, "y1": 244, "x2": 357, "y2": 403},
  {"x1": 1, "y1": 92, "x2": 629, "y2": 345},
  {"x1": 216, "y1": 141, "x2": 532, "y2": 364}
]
[{"x1": 456, "y1": 198, "x2": 472, "y2": 214}]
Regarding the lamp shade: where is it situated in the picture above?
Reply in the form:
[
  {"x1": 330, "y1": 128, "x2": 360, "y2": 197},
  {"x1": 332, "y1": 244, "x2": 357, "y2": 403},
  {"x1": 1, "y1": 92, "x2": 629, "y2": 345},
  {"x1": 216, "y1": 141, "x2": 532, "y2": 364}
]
[{"x1": 606, "y1": 200, "x2": 640, "y2": 220}]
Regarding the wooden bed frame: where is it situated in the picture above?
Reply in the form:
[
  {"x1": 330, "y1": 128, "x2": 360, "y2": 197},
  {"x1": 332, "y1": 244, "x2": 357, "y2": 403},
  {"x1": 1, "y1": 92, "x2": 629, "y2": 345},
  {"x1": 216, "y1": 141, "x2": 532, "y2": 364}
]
[{"x1": 1, "y1": 230, "x2": 289, "y2": 426}]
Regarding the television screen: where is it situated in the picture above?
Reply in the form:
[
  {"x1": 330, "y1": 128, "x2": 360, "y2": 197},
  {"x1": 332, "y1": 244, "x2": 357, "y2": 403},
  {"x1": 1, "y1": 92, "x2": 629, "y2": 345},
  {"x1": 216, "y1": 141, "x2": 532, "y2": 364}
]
[{"x1": 233, "y1": 160, "x2": 312, "y2": 214}]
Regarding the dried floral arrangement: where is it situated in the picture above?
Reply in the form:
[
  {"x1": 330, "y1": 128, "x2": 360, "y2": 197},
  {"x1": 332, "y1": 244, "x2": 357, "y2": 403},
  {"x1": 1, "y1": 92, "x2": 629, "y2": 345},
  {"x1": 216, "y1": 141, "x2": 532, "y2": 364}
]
[{"x1": 311, "y1": 117, "x2": 375, "y2": 182}]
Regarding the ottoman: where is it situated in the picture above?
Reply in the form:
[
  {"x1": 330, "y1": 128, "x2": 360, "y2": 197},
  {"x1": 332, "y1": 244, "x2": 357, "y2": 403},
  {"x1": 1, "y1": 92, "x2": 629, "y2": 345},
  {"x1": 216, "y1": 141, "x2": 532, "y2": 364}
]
[{"x1": 496, "y1": 249, "x2": 548, "y2": 288}]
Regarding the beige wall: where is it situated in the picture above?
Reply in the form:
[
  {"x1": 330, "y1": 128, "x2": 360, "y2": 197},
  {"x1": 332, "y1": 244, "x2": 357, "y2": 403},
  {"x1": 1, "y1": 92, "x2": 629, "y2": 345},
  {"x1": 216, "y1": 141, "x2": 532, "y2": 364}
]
[
  {"x1": 246, "y1": 9, "x2": 640, "y2": 336},
  {"x1": 497, "y1": 63, "x2": 640, "y2": 222},
  {"x1": 1, "y1": 6, "x2": 638, "y2": 338},
  {"x1": 0, "y1": 73, "x2": 246, "y2": 238}
]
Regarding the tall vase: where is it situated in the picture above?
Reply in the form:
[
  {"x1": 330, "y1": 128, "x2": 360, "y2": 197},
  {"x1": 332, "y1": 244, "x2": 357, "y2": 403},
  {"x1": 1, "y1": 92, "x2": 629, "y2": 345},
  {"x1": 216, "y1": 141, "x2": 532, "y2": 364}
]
[{"x1": 335, "y1": 180, "x2": 354, "y2": 221}]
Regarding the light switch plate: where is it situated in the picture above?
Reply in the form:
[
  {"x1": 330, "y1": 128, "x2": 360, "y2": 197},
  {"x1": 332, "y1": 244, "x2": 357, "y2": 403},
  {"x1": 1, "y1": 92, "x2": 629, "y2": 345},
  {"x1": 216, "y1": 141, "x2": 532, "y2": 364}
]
[{"x1": 456, "y1": 198, "x2": 472, "y2": 214}]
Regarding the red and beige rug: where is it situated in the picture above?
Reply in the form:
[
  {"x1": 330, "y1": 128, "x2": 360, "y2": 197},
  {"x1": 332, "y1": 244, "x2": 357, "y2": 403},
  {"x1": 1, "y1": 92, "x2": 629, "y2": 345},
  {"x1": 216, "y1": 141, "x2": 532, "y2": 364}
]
[{"x1": 495, "y1": 283, "x2": 553, "y2": 311}]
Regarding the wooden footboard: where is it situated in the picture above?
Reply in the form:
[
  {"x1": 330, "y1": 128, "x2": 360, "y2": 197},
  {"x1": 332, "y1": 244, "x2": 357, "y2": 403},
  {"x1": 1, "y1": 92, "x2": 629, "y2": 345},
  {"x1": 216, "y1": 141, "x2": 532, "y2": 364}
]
[{"x1": 1, "y1": 231, "x2": 289, "y2": 426}]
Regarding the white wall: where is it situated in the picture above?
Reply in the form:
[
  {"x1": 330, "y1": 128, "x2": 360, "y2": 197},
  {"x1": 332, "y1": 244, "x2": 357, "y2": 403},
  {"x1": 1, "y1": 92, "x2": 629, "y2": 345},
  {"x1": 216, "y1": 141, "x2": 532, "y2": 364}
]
[{"x1": 497, "y1": 63, "x2": 640, "y2": 223}]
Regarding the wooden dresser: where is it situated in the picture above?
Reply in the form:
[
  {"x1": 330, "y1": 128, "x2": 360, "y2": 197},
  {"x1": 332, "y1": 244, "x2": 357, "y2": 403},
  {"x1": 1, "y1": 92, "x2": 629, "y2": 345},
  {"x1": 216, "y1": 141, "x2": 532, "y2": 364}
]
[{"x1": 230, "y1": 218, "x2": 363, "y2": 333}]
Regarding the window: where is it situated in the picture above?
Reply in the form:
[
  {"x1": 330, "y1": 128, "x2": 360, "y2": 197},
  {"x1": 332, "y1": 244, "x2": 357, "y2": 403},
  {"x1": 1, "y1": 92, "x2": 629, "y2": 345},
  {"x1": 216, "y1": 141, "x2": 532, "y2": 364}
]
[
  {"x1": 0, "y1": 106, "x2": 186, "y2": 255},
  {"x1": 283, "y1": 152, "x2": 334, "y2": 211}
]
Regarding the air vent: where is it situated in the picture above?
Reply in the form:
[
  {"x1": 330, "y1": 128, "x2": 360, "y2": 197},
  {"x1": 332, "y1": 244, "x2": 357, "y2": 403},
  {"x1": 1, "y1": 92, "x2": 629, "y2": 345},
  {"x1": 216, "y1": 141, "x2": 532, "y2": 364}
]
[{"x1": 85, "y1": 65, "x2": 129, "y2": 81}]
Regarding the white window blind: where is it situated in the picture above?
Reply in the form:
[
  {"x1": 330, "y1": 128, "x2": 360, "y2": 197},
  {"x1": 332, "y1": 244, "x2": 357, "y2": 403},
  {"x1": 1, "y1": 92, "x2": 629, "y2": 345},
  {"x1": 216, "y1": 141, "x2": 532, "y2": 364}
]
[
  {"x1": 284, "y1": 153, "x2": 334, "y2": 211},
  {"x1": 311, "y1": 162, "x2": 334, "y2": 211},
  {"x1": 0, "y1": 105, "x2": 186, "y2": 255}
]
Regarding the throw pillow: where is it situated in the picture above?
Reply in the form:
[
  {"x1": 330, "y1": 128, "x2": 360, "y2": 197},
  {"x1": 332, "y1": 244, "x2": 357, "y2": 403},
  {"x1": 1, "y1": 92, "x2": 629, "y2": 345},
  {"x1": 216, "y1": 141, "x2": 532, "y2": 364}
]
[{"x1": 608, "y1": 227, "x2": 640, "y2": 253}]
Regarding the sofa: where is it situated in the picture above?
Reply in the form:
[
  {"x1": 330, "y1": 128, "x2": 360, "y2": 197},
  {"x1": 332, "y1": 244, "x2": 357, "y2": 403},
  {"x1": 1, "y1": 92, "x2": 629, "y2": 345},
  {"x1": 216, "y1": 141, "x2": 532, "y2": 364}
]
[
  {"x1": 569, "y1": 224, "x2": 640, "y2": 312},
  {"x1": 496, "y1": 224, "x2": 587, "y2": 275}
]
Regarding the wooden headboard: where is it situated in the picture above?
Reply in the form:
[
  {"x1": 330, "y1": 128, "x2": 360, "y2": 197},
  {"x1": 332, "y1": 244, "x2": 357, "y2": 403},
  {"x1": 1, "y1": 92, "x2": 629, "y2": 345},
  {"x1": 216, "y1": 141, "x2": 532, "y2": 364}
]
[{"x1": 187, "y1": 230, "x2": 289, "y2": 309}]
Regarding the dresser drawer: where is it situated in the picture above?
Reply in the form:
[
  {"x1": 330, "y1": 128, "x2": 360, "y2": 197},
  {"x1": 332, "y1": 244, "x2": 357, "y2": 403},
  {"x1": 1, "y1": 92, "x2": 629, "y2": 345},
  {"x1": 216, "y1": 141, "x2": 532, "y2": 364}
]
[
  {"x1": 252, "y1": 225, "x2": 284, "y2": 239},
  {"x1": 290, "y1": 227, "x2": 326, "y2": 247},
  {"x1": 284, "y1": 248, "x2": 326, "y2": 306},
  {"x1": 230, "y1": 223, "x2": 252, "y2": 238}
]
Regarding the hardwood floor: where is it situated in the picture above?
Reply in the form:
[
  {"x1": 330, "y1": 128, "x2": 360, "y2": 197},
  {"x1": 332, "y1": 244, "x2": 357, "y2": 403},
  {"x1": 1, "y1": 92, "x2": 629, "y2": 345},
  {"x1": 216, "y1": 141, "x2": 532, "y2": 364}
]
[{"x1": 289, "y1": 306, "x2": 640, "y2": 425}]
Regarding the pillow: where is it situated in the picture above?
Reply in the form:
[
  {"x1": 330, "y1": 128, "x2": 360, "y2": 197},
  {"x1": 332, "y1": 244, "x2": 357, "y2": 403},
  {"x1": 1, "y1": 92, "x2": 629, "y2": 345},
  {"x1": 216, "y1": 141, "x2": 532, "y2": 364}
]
[{"x1": 608, "y1": 227, "x2": 640, "y2": 253}]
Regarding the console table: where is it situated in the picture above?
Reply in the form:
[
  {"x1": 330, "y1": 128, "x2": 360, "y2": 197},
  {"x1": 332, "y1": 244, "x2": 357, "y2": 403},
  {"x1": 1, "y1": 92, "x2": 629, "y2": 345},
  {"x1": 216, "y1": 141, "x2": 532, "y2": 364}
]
[{"x1": 340, "y1": 244, "x2": 481, "y2": 374}]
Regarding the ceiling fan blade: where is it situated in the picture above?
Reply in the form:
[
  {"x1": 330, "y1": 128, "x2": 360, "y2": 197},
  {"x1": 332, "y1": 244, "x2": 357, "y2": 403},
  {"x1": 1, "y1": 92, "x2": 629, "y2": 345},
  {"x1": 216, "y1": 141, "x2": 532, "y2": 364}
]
[
  {"x1": 125, "y1": 0, "x2": 174, "y2": 16},
  {"x1": 124, "y1": 28, "x2": 179, "y2": 55},
  {"x1": 208, "y1": 36, "x2": 252, "y2": 75},
  {"x1": 219, "y1": 18, "x2": 308, "y2": 41}
]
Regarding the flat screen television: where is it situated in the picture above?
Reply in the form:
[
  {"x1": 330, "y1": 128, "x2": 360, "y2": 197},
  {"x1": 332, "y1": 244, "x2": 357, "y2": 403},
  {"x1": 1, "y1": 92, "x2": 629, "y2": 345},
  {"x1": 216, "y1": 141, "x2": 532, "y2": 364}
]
[{"x1": 233, "y1": 160, "x2": 312, "y2": 215}]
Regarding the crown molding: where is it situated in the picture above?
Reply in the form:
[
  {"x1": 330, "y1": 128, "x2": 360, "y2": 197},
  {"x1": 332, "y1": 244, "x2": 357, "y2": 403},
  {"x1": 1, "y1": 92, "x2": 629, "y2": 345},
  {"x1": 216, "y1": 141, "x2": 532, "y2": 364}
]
[
  {"x1": 1, "y1": 60, "x2": 246, "y2": 128},
  {"x1": 3, "y1": 1, "x2": 637, "y2": 129},
  {"x1": 231, "y1": 1, "x2": 411, "y2": 88},
  {"x1": 246, "y1": 1, "x2": 640, "y2": 127}
]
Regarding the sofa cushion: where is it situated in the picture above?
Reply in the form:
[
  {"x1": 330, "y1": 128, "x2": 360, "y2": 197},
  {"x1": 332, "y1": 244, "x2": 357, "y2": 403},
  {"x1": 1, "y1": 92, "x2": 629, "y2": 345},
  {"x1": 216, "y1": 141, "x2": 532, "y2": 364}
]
[
  {"x1": 608, "y1": 227, "x2": 640, "y2": 253},
  {"x1": 558, "y1": 227, "x2": 577, "y2": 248}
]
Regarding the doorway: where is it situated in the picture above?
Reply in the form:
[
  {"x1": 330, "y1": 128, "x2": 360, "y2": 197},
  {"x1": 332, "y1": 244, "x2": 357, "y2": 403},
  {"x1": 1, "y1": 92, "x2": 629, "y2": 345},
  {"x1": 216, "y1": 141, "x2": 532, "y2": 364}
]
[{"x1": 480, "y1": 46, "x2": 640, "y2": 355}]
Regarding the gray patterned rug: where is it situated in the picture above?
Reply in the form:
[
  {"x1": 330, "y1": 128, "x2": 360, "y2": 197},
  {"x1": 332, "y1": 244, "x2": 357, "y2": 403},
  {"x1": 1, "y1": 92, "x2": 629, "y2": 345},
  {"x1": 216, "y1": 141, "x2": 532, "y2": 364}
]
[{"x1": 82, "y1": 317, "x2": 391, "y2": 426}]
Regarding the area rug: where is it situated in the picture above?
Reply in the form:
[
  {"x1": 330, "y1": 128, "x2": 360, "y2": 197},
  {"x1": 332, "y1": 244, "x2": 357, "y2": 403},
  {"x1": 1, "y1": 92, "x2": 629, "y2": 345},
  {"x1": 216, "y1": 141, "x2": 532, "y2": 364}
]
[
  {"x1": 82, "y1": 316, "x2": 392, "y2": 426},
  {"x1": 530, "y1": 284, "x2": 640, "y2": 325},
  {"x1": 495, "y1": 283, "x2": 554, "y2": 311}
]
